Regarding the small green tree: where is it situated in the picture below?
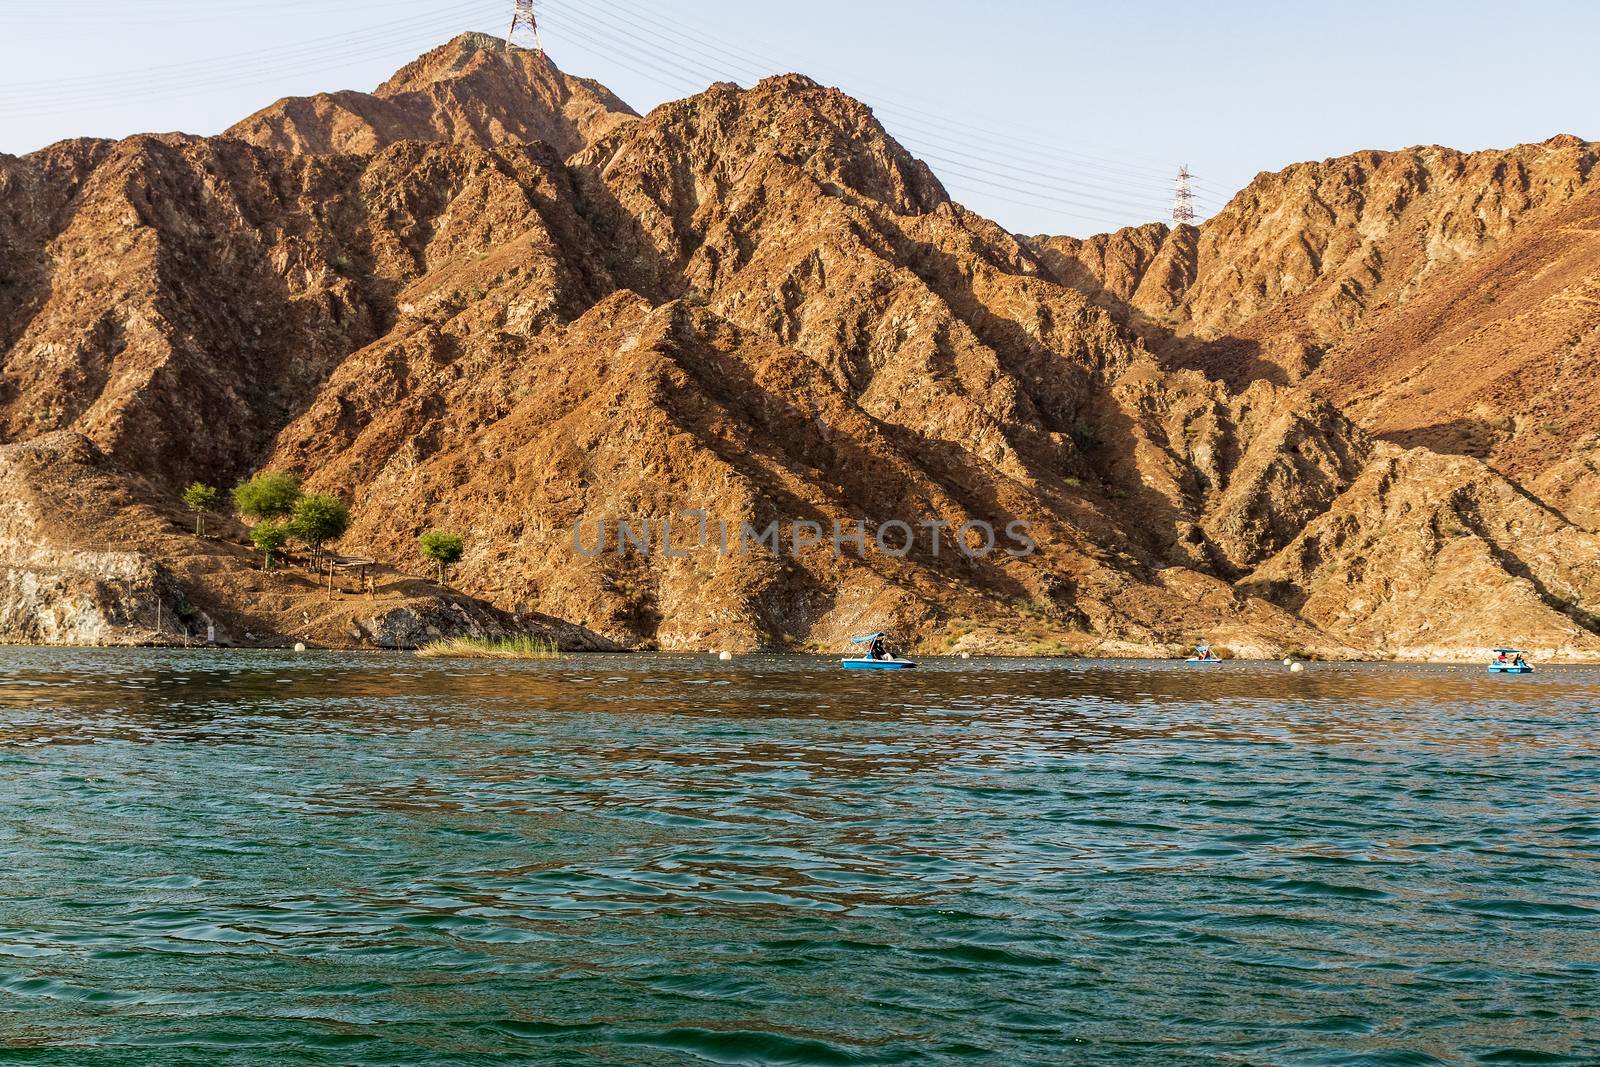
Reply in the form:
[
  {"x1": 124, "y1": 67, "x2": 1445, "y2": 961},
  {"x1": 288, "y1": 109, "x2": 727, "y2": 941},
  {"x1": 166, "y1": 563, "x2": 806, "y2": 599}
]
[
  {"x1": 419, "y1": 530, "x2": 465, "y2": 585},
  {"x1": 232, "y1": 472, "x2": 301, "y2": 522},
  {"x1": 251, "y1": 522, "x2": 290, "y2": 571},
  {"x1": 182, "y1": 483, "x2": 219, "y2": 537},
  {"x1": 290, "y1": 493, "x2": 350, "y2": 562}
]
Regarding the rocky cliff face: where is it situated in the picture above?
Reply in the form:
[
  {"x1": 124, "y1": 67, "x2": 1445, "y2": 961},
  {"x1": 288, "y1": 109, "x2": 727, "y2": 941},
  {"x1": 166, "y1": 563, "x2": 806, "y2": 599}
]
[
  {"x1": 2, "y1": 35, "x2": 1598, "y2": 657},
  {"x1": 0, "y1": 435, "x2": 170, "y2": 646},
  {"x1": 1243, "y1": 444, "x2": 1600, "y2": 659}
]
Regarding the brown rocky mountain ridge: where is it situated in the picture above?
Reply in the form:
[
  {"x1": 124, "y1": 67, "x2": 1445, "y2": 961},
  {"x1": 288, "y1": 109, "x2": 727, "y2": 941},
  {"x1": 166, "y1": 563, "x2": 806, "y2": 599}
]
[{"x1": 3, "y1": 32, "x2": 1598, "y2": 658}]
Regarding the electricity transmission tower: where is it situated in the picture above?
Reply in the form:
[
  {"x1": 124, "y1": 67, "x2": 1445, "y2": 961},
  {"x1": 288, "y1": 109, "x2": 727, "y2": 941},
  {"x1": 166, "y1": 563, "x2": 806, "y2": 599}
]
[
  {"x1": 507, "y1": 0, "x2": 544, "y2": 56},
  {"x1": 1172, "y1": 166, "x2": 1198, "y2": 225}
]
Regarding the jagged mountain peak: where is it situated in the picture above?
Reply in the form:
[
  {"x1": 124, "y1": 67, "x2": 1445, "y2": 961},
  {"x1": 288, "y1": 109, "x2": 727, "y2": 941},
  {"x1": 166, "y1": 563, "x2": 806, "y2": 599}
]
[
  {"x1": 586, "y1": 68, "x2": 949, "y2": 218},
  {"x1": 374, "y1": 31, "x2": 527, "y2": 93},
  {"x1": 374, "y1": 30, "x2": 627, "y2": 112},
  {"x1": 226, "y1": 32, "x2": 636, "y2": 158}
]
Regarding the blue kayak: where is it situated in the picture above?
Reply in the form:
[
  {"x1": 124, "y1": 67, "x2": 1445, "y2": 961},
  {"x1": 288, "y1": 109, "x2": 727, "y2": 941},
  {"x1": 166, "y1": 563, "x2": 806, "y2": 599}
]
[
  {"x1": 842, "y1": 658, "x2": 918, "y2": 670},
  {"x1": 1488, "y1": 649, "x2": 1532, "y2": 674}
]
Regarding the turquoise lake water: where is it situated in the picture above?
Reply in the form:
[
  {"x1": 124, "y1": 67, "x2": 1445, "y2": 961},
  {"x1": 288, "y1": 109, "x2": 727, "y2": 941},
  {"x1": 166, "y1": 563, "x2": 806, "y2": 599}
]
[{"x1": 1, "y1": 650, "x2": 1597, "y2": 1064}]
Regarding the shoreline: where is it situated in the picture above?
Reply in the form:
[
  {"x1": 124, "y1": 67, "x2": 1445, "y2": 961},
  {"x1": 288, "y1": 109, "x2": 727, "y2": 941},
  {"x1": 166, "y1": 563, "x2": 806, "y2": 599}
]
[{"x1": 0, "y1": 642, "x2": 1593, "y2": 666}]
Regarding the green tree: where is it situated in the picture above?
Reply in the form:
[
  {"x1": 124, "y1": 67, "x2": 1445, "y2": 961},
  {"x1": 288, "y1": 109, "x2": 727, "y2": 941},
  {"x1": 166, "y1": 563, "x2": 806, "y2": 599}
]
[
  {"x1": 419, "y1": 530, "x2": 465, "y2": 585},
  {"x1": 182, "y1": 483, "x2": 219, "y2": 537},
  {"x1": 290, "y1": 493, "x2": 350, "y2": 561},
  {"x1": 232, "y1": 472, "x2": 301, "y2": 522},
  {"x1": 251, "y1": 522, "x2": 290, "y2": 571}
]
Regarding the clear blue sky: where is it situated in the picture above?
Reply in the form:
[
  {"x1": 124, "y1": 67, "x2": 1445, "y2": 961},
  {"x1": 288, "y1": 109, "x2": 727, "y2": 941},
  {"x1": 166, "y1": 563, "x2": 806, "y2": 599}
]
[{"x1": 1, "y1": 0, "x2": 1593, "y2": 236}]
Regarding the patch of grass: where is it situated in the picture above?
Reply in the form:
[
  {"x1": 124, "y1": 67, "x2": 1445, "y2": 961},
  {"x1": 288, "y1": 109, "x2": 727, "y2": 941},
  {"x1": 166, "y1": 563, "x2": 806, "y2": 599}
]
[
  {"x1": 1012, "y1": 598, "x2": 1053, "y2": 620},
  {"x1": 415, "y1": 635, "x2": 561, "y2": 660}
]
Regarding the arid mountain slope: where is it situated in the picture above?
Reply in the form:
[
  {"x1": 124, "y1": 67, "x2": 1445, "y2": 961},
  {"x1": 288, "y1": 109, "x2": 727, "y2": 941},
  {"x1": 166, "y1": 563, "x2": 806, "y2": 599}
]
[
  {"x1": 1244, "y1": 444, "x2": 1600, "y2": 659},
  {"x1": 1033, "y1": 136, "x2": 1596, "y2": 366},
  {"x1": 0, "y1": 130, "x2": 616, "y2": 488},
  {"x1": 1184, "y1": 135, "x2": 1594, "y2": 348},
  {"x1": 1032, "y1": 135, "x2": 1600, "y2": 509},
  {"x1": 2, "y1": 36, "x2": 1598, "y2": 657},
  {"x1": 1307, "y1": 183, "x2": 1600, "y2": 520}
]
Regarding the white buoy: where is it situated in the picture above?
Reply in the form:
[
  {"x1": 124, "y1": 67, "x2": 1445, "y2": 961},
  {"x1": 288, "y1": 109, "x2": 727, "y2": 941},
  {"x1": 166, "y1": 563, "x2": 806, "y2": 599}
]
[
  {"x1": 960, "y1": 652, "x2": 971, "y2": 659},
  {"x1": 1283, "y1": 657, "x2": 1293, "y2": 665},
  {"x1": 1290, "y1": 661, "x2": 1305, "y2": 672},
  {"x1": 718, "y1": 650, "x2": 733, "y2": 661},
  {"x1": 293, "y1": 642, "x2": 307, "y2": 652}
]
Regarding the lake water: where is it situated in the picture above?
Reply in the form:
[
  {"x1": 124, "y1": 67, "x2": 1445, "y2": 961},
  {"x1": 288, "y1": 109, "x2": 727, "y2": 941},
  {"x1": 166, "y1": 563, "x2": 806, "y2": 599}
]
[{"x1": 1, "y1": 650, "x2": 1597, "y2": 1064}]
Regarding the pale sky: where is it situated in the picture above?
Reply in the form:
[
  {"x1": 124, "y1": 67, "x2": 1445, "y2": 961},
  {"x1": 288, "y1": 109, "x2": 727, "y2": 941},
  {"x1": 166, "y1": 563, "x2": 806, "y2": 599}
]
[{"x1": 1, "y1": 0, "x2": 1594, "y2": 237}]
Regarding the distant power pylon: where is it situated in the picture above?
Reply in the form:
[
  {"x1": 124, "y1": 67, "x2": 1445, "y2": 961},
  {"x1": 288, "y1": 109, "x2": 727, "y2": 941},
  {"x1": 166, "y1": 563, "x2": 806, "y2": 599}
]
[
  {"x1": 1172, "y1": 166, "x2": 1198, "y2": 225},
  {"x1": 507, "y1": 0, "x2": 544, "y2": 56}
]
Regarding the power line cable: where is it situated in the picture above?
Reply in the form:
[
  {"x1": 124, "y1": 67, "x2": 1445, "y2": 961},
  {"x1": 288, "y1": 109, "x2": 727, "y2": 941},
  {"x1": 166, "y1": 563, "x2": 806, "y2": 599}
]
[
  {"x1": 537, "y1": 6, "x2": 1193, "y2": 224},
  {"x1": 873, "y1": 110, "x2": 1215, "y2": 208},
  {"x1": 559, "y1": 0, "x2": 1208, "y2": 192},
  {"x1": 539, "y1": 13, "x2": 721, "y2": 94},
  {"x1": 536, "y1": 24, "x2": 690, "y2": 97},
  {"x1": 540, "y1": 20, "x2": 1163, "y2": 230},
  {"x1": 541, "y1": 0, "x2": 1219, "y2": 215},
  {"x1": 0, "y1": 16, "x2": 505, "y2": 120},
  {"x1": 0, "y1": 0, "x2": 499, "y2": 104}
]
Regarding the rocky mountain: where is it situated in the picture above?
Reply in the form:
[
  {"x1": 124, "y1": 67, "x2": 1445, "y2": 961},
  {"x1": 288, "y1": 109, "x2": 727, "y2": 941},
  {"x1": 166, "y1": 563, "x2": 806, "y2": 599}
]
[{"x1": 2, "y1": 33, "x2": 1597, "y2": 658}]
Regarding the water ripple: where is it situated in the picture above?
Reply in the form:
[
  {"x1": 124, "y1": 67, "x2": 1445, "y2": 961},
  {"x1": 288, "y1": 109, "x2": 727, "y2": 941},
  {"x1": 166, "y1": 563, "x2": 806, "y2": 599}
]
[{"x1": 0, "y1": 649, "x2": 1597, "y2": 1063}]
